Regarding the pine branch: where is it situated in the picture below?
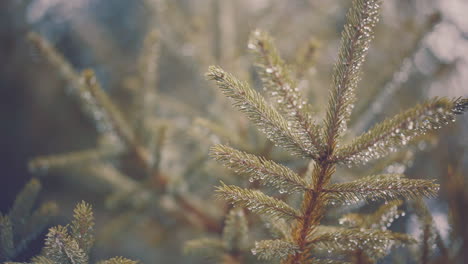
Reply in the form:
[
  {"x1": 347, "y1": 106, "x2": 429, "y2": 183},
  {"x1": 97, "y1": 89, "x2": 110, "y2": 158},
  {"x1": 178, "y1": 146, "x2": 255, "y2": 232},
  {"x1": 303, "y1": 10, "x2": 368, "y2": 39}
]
[
  {"x1": 222, "y1": 209, "x2": 249, "y2": 252},
  {"x1": 248, "y1": 30, "x2": 322, "y2": 152},
  {"x1": 134, "y1": 29, "x2": 160, "y2": 138},
  {"x1": 216, "y1": 183, "x2": 300, "y2": 220},
  {"x1": 206, "y1": 66, "x2": 319, "y2": 159},
  {"x1": 323, "y1": 0, "x2": 381, "y2": 152},
  {"x1": 27, "y1": 33, "x2": 119, "y2": 136},
  {"x1": 324, "y1": 174, "x2": 438, "y2": 205},
  {"x1": 9, "y1": 179, "x2": 41, "y2": 235},
  {"x1": 193, "y1": 118, "x2": 249, "y2": 151},
  {"x1": 70, "y1": 201, "x2": 94, "y2": 254},
  {"x1": 262, "y1": 217, "x2": 292, "y2": 240},
  {"x1": 0, "y1": 215, "x2": 14, "y2": 261},
  {"x1": 81, "y1": 70, "x2": 137, "y2": 150},
  {"x1": 43, "y1": 225, "x2": 88, "y2": 264},
  {"x1": 309, "y1": 228, "x2": 415, "y2": 259},
  {"x1": 27, "y1": 32, "x2": 78, "y2": 85},
  {"x1": 16, "y1": 202, "x2": 58, "y2": 257},
  {"x1": 339, "y1": 200, "x2": 405, "y2": 230},
  {"x1": 97, "y1": 257, "x2": 139, "y2": 264},
  {"x1": 211, "y1": 144, "x2": 308, "y2": 193},
  {"x1": 293, "y1": 38, "x2": 320, "y2": 80},
  {"x1": 308, "y1": 259, "x2": 351, "y2": 264},
  {"x1": 30, "y1": 256, "x2": 55, "y2": 264},
  {"x1": 335, "y1": 97, "x2": 468, "y2": 165},
  {"x1": 28, "y1": 147, "x2": 121, "y2": 173},
  {"x1": 251, "y1": 239, "x2": 299, "y2": 261},
  {"x1": 184, "y1": 238, "x2": 225, "y2": 258}
]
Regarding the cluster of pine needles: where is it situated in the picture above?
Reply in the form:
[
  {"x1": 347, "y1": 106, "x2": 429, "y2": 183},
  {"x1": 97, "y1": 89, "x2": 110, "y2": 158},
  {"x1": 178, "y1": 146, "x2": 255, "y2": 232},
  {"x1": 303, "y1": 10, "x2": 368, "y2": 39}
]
[{"x1": 2, "y1": 0, "x2": 467, "y2": 263}]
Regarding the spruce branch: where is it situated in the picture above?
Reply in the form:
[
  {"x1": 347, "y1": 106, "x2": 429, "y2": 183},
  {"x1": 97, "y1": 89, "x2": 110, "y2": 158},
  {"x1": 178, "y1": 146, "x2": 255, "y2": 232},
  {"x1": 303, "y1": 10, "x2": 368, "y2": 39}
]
[
  {"x1": 0, "y1": 179, "x2": 57, "y2": 262},
  {"x1": 70, "y1": 201, "x2": 94, "y2": 254},
  {"x1": 309, "y1": 228, "x2": 415, "y2": 259},
  {"x1": 184, "y1": 238, "x2": 225, "y2": 258},
  {"x1": 27, "y1": 32, "x2": 78, "y2": 84},
  {"x1": 216, "y1": 183, "x2": 300, "y2": 220},
  {"x1": 0, "y1": 215, "x2": 14, "y2": 261},
  {"x1": 335, "y1": 97, "x2": 468, "y2": 165},
  {"x1": 324, "y1": 174, "x2": 439, "y2": 205},
  {"x1": 16, "y1": 202, "x2": 59, "y2": 256},
  {"x1": 293, "y1": 38, "x2": 320, "y2": 80},
  {"x1": 206, "y1": 65, "x2": 319, "y2": 159},
  {"x1": 97, "y1": 257, "x2": 139, "y2": 264},
  {"x1": 323, "y1": 0, "x2": 381, "y2": 151},
  {"x1": 81, "y1": 70, "x2": 137, "y2": 150},
  {"x1": 262, "y1": 217, "x2": 292, "y2": 240},
  {"x1": 339, "y1": 200, "x2": 405, "y2": 230},
  {"x1": 211, "y1": 144, "x2": 308, "y2": 193},
  {"x1": 30, "y1": 256, "x2": 55, "y2": 264},
  {"x1": 251, "y1": 239, "x2": 299, "y2": 261},
  {"x1": 43, "y1": 225, "x2": 88, "y2": 264},
  {"x1": 193, "y1": 118, "x2": 249, "y2": 151},
  {"x1": 309, "y1": 259, "x2": 351, "y2": 264},
  {"x1": 222, "y1": 209, "x2": 249, "y2": 252},
  {"x1": 9, "y1": 178, "x2": 41, "y2": 233},
  {"x1": 27, "y1": 33, "x2": 118, "y2": 136},
  {"x1": 248, "y1": 30, "x2": 322, "y2": 152},
  {"x1": 28, "y1": 147, "x2": 121, "y2": 173},
  {"x1": 134, "y1": 29, "x2": 160, "y2": 138}
]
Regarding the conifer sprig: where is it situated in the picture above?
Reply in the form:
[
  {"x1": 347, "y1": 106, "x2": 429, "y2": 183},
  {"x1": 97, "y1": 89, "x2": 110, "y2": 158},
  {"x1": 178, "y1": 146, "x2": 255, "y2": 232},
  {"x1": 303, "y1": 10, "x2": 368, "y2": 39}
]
[
  {"x1": 206, "y1": 66, "x2": 319, "y2": 159},
  {"x1": 31, "y1": 202, "x2": 138, "y2": 264},
  {"x1": 309, "y1": 228, "x2": 415, "y2": 259},
  {"x1": 43, "y1": 225, "x2": 88, "y2": 264},
  {"x1": 97, "y1": 257, "x2": 139, "y2": 264},
  {"x1": 185, "y1": 208, "x2": 249, "y2": 262},
  {"x1": 248, "y1": 30, "x2": 322, "y2": 152},
  {"x1": 324, "y1": 174, "x2": 439, "y2": 205},
  {"x1": 184, "y1": 238, "x2": 225, "y2": 259},
  {"x1": 323, "y1": 0, "x2": 381, "y2": 150},
  {"x1": 211, "y1": 144, "x2": 308, "y2": 193},
  {"x1": 251, "y1": 239, "x2": 299, "y2": 261},
  {"x1": 222, "y1": 209, "x2": 249, "y2": 252},
  {"x1": 339, "y1": 200, "x2": 405, "y2": 230},
  {"x1": 0, "y1": 179, "x2": 58, "y2": 262},
  {"x1": 335, "y1": 97, "x2": 468, "y2": 165},
  {"x1": 71, "y1": 202, "x2": 95, "y2": 254},
  {"x1": 135, "y1": 29, "x2": 159, "y2": 138},
  {"x1": 216, "y1": 183, "x2": 300, "y2": 220}
]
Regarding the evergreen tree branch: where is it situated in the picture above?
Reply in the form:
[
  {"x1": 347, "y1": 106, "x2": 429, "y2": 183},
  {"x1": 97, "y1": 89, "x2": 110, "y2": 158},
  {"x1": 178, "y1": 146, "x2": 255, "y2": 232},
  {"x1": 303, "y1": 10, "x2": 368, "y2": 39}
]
[
  {"x1": 222, "y1": 209, "x2": 249, "y2": 252},
  {"x1": 184, "y1": 238, "x2": 225, "y2": 258},
  {"x1": 308, "y1": 228, "x2": 415, "y2": 259},
  {"x1": 97, "y1": 257, "x2": 139, "y2": 264},
  {"x1": 323, "y1": 0, "x2": 381, "y2": 153},
  {"x1": 70, "y1": 201, "x2": 94, "y2": 254},
  {"x1": 339, "y1": 200, "x2": 405, "y2": 230},
  {"x1": 248, "y1": 30, "x2": 322, "y2": 152},
  {"x1": 0, "y1": 215, "x2": 14, "y2": 261},
  {"x1": 9, "y1": 179, "x2": 41, "y2": 235},
  {"x1": 43, "y1": 225, "x2": 88, "y2": 264},
  {"x1": 335, "y1": 97, "x2": 468, "y2": 165},
  {"x1": 30, "y1": 256, "x2": 55, "y2": 264},
  {"x1": 211, "y1": 144, "x2": 308, "y2": 193},
  {"x1": 216, "y1": 183, "x2": 300, "y2": 220},
  {"x1": 324, "y1": 174, "x2": 438, "y2": 205},
  {"x1": 251, "y1": 239, "x2": 299, "y2": 261},
  {"x1": 28, "y1": 147, "x2": 121, "y2": 173},
  {"x1": 134, "y1": 30, "x2": 160, "y2": 138},
  {"x1": 293, "y1": 38, "x2": 320, "y2": 81},
  {"x1": 206, "y1": 66, "x2": 319, "y2": 159},
  {"x1": 16, "y1": 202, "x2": 58, "y2": 257}
]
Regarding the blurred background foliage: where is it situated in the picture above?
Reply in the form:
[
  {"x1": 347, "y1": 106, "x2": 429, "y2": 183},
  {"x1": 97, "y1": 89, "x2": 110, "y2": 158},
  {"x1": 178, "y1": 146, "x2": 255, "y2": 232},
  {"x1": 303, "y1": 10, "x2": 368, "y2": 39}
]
[{"x1": 1, "y1": 0, "x2": 467, "y2": 263}]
